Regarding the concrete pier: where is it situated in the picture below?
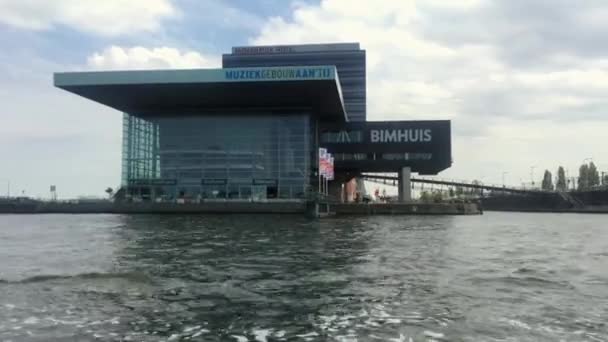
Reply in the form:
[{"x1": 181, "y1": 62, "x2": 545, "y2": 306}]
[
  {"x1": 398, "y1": 167, "x2": 412, "y2": 202},
  {"x1": 0, "y1": 200, "x2": 306, "y2": 214},
  {"x1": 332, "y1": 202, "x2": 481, "y2": 215}
]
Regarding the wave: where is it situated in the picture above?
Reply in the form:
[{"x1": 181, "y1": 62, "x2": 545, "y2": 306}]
[
  {"x1": 0, "y1": 271, "x2": 152, "y2": 284},
  {"x1": 470, "y1": 275, "x2": 574, "y2": 290}
]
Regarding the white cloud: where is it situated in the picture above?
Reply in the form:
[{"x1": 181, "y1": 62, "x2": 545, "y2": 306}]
[
  {"x1": 251, "y1": 0, "x2": 608, "y2": 184},
  {"x1": 0, "y1": 0, "x2": 176, "y2": 36},
  {"x1": 0, "y1": 57, "x2": 123, "y2": 199},
  {"x1": 0, "y1": 43, "x2": 222, "y2": 198},
  {"x1": 87, "y1": 46, "x2": 221, "y2": 70},
  {"x1": 3, "y1": 0, "x2": 608, "y2": 197},
  {"x1": 422, "y1": 0, "x2": 484, "y2": 10}
]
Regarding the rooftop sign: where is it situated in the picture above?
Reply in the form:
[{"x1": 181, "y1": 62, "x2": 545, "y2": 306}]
[{"x1": 231, "y1": 43, "x2": 360, "y2": 55}]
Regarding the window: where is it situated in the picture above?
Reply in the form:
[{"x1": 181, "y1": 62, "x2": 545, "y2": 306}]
[
  {"x1": 335, "y1": 153, "x2": 368, "y2": 161},
  {"x1": 122, "y1": 113, "x2": 311, "y2": 200},
  {"x1": 321, "y1": 130, "x2": 362, "y2": 143}
]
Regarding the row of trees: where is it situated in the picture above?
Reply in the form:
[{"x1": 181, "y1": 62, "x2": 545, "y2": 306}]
[
  {"x1": 418, "y1": 182, "x2": 484, "y2": 202},
  {"x1": 541, "y1": 162, "x2": 606, "y2": 191}
]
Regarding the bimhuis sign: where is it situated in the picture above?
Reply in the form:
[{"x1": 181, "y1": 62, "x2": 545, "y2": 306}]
[
  {"x1": 370, "y1": 128, "x2": 433, "y2": 143},
  {"x1": 320, "y1": 120, "x2": 451, "y2": 154}
]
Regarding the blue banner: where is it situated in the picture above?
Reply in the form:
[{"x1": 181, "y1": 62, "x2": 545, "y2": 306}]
[{"x1": 225, "y1": 67, "x2": 333, "y2": 81}]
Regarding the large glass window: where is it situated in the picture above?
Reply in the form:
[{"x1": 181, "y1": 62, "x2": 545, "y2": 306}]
[
  {"x1": 122, "y1": 113, "x2": 311, "y2": 201},
  {"x1": 320, "y1": 130, "x2": 362, "y2": 143}
]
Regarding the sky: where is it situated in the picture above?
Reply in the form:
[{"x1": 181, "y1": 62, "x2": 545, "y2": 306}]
[{"x1": 1, "y1": 0, "x2": 607, "y2": 199}]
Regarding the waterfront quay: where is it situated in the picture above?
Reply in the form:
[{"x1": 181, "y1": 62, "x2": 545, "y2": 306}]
[{"x1": 0, "y1": 197, "x2": 481, "y2": 216}]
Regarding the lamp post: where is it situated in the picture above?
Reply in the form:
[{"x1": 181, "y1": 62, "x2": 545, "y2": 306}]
[
  {"x1": 0, "y1": 179, "x2": 9, "y2": 198},
  {"x1": 502, "y1": 172, "x2": 509, "y2": 188},
  {"x1": 596, "y1": 164, "x2": 607, "y2": 186},
  {"x1": 530, "y1": 165, "x2": 537, "y2": 188}
]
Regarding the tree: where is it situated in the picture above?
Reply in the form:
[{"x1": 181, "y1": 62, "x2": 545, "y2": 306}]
[
  {"x1": 420, "y1": 191, "x2": 432, "y2": 203},
  {"x1": 541, "y1": 170, "x2": 554, "y2": 191},
  {"x1": 105, "y1": 187, "x2": 114, "y2": 199},
  {"x1": 556, "y1": 166, "x2": 567, "y2": 191},
  {"x1": 588, "y1": 162, "x2": 600, "y2": 187},
  {"x1": 432, "y1": 191, "x2": 444, "y2": 203},
  {"x1": 470, "y1": 180, "x2": 483, "y2": 196},
  {"x1": 578, "y1": 164, "x2": 589, "y2": 190}
]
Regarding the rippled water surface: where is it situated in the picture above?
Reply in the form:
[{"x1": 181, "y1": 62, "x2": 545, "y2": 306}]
[{"x1": 0, "y1": 213, "x2": 607, "y2": 341}]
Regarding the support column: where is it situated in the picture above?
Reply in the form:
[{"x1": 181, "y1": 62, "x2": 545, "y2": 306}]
[
  {"x1": 398, "y1": 167, "x2": 412, "y2": 202},
  {"x1": 327, "y1": 180, "x2": 344, "y2": 203}
]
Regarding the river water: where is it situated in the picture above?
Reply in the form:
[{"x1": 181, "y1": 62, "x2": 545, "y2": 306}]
[{"x1": 0, "y1": 213, "x2": 606, "y2": 341}]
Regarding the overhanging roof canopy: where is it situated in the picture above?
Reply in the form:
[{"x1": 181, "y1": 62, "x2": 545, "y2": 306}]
[{"x1": 54, "y1": 66, "x2": 347, "y2": 121}]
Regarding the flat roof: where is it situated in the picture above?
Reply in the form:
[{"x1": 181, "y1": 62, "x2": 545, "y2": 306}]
[{"x1": 54, "y1": 66, "x2": 347, "y2": 120}]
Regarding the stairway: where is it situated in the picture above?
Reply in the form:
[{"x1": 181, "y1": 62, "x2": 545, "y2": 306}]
[{"x1": 557, "y1": 191, "x2": 584, "y2": 208}]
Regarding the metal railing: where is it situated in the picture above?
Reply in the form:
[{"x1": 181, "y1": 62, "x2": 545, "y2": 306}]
[{"x1": 361, "y1": 174, "x2": 548, "y2": 194}]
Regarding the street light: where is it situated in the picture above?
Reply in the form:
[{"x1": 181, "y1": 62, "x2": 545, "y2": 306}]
[
  {"x1": 502, "y1": 172, "x2": 509, "y2": 187},
  {"x1": 0, "y1": 179, "x2": 9, "y2": 198},
  {"x1": 530, "y1": 165, "x2": 537, "y2": 187}
]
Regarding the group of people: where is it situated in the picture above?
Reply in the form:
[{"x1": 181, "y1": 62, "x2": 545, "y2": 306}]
[
  {"x1": 353, "y1": 188, "x2": 390, "y2": 203},
  {"x1": 374, "y1": 188, "x2": 389, "y2": 202}
]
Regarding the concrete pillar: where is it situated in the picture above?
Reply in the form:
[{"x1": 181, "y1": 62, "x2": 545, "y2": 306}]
[
  {"x1": 344, "y1": 177, "x2": 357, "y2": 202},
  {"x1": 327, "y1": 180, "x2": 344, "y2": 203},
  {"x1": 329, "y1": 171, "x2": 358, "y2": 203},
  {"x1": 398, "y1": 167, "x2": 412, "y2": 202},
  {"x1": 356, "y1": 177, "x2": 367, "y2": 198}
]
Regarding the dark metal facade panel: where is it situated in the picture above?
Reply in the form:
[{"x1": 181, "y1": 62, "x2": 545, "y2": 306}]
[
  {"x1": 55, "y1": 80, "x2": 347, "y2": 121},
  {"x1": 319, "y1": 120, "x2": 452, "y2": 174},
  {"x1": 223, "y1": 46, "x2": 366, "y2": 122}
]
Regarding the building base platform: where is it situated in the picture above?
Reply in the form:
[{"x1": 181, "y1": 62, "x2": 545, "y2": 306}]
[
  {"x1": 330, "y1": 202, "x2": 482, "y2": 216},
  {"x1": 1, "y1": 199, "x2": 481, "y2": 216},
  {"x1": 0, "y1": 200, "x2": 307, "y2": 214}
]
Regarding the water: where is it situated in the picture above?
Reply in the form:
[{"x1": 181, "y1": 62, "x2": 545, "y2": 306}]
[{"x1": 0, "y1": 213, "x2": 606, "y2": 341}]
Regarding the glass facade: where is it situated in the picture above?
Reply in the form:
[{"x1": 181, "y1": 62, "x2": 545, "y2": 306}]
[
  {"x1": 121, "y1": 114, "x2": 160, "y2": 183},
  {"x1": 122, "y1": 113, "x2": 312, "y2": 201}
]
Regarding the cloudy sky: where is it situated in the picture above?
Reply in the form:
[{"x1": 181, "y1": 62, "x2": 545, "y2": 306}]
[{"x1": 1, "y1": 0, "x2": 607, "y2": 198}]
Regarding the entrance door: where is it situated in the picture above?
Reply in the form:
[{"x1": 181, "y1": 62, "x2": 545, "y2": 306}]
[
  {"x1": 252, "y1": 185, "x2": 267, "y2": 202},
  {"x1": 239, "y1": 186, "x2": 252, "y2": 200}
]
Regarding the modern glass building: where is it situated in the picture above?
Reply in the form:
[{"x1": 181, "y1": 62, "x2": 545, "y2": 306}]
[{"x1": 54, "y1": 43, "x2": 451, "y2": 205}]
